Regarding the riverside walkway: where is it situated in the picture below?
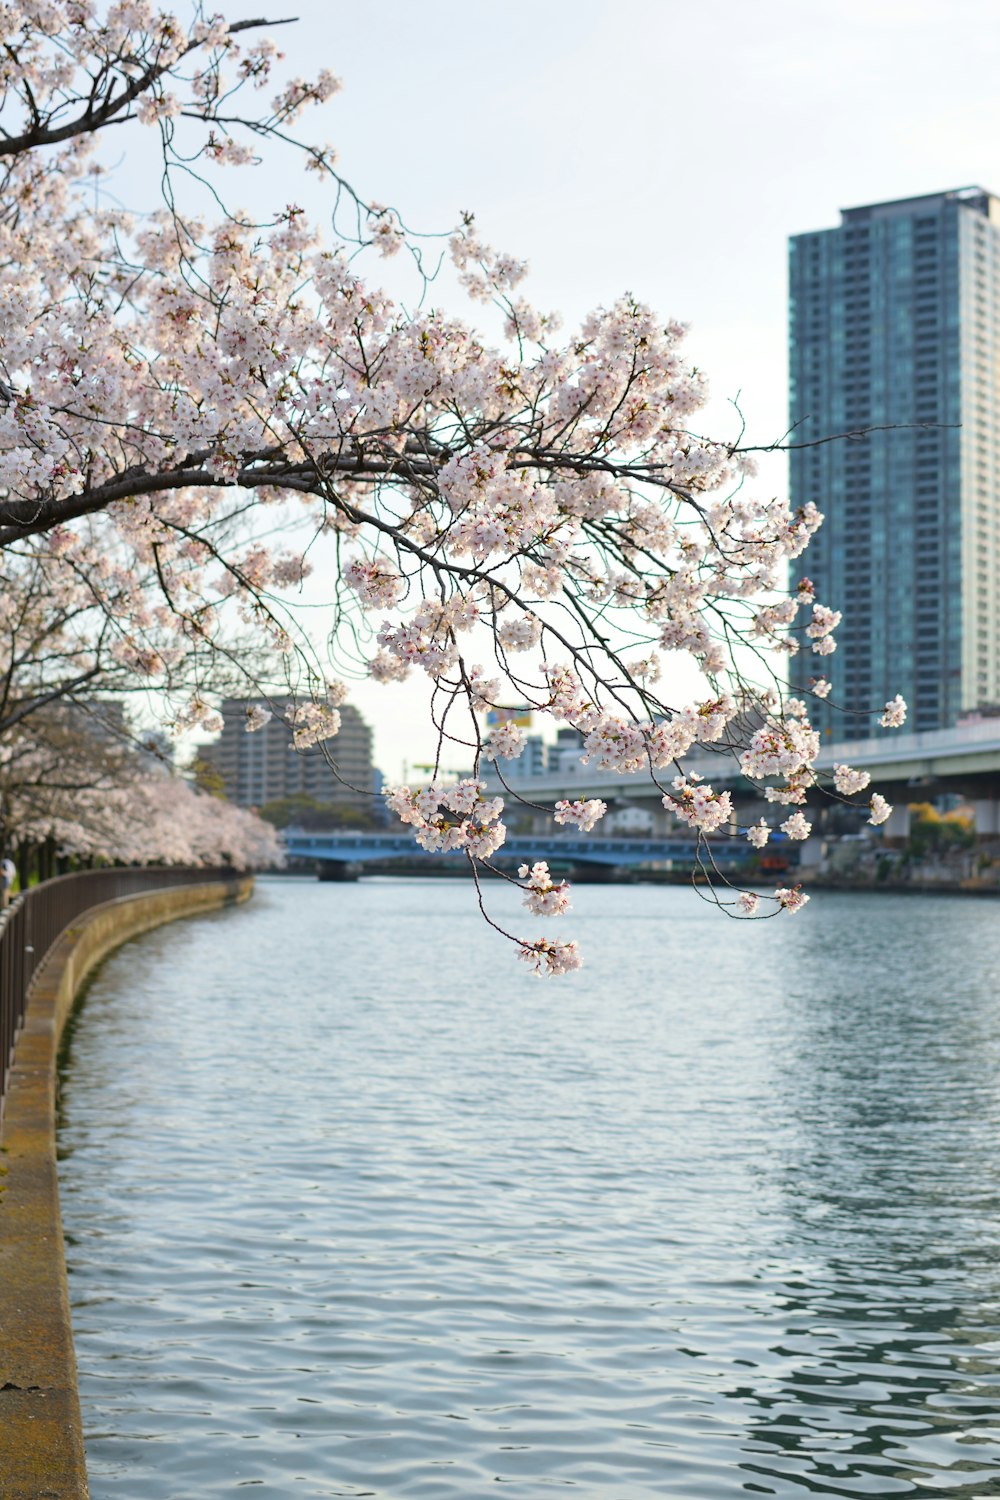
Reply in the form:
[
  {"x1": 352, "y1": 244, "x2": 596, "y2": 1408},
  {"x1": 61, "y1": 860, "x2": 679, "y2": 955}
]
[{"x1": 0, "y1": 867, "x2": 253, "y2": 1500}]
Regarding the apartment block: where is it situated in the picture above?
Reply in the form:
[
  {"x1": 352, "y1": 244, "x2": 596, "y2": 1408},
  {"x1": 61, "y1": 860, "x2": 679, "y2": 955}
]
[
  {"x1": 207, "y1": 698, "x2": 375, "y2": 816},
  {"x1": 789, "y1": 187, "x2": 1000, "y2": 736}
]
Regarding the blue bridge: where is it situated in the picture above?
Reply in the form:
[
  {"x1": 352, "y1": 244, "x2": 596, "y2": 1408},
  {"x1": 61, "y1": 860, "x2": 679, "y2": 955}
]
[{"x1": 283, "y1": 829, "x2": 774, "y2": 872}]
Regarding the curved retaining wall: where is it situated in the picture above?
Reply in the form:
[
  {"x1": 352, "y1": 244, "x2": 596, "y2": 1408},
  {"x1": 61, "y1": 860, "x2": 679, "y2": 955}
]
[{"x1": 0, "y1": 877, "x2": 254, "y2": 1500}]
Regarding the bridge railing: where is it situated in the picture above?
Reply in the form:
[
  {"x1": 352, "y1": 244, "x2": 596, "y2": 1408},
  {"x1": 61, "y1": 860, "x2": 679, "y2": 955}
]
[
  {"x1": 282, "y1": 829, "x2": 763, "y2": 866},
  {"x1": 0, "y1": 866, "x2": 238, "y2": 1125},
  {"x1": 813, "y1": 718, "x2": 1000, "y2": 768},
  {"x1": 476, "y1": 722, "x2": 1000, "y2": 801}
]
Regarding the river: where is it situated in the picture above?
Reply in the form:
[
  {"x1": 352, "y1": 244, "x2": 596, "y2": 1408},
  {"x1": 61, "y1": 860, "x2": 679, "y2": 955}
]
[{"x1": 56, "y1": 876, "x2": 1000, "y2": 1498}]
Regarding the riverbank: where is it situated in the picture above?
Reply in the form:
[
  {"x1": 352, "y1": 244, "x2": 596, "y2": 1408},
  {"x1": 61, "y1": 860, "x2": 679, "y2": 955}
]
[
  {"x1": 0, "y1": 876, "x2": 253, "y2": 1500},
  {"x1": 802, "y1": 873, "x2": 1000, "y2": 895}
]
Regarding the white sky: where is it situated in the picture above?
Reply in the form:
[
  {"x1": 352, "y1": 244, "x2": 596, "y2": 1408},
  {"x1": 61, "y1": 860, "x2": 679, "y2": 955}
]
[{"x1": 128, "y1": 1, "x2": 1000, "y2": 778}]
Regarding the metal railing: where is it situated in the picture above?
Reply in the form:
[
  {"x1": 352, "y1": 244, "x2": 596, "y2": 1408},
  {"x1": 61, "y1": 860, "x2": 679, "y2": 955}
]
[
  {"x1": 0, "y1": 867, "x2": 238, "y2": 1124},
  {"x1": 284, "y1": 828, "x2": 758, "y2": 867}
]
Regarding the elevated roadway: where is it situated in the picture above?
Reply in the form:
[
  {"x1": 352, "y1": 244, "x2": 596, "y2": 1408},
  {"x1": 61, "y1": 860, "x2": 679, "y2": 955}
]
[
  {"x1": 287, "y1": 724, "x2": 1000, "y2": 871},
  {"x1": 485, "y1": 720, "x2": 1000, "y2": 809}
]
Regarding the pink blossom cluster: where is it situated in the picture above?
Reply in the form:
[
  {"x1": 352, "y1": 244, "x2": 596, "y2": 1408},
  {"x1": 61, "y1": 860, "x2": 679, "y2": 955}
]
[
  {"x1": 582, "y1": 716, "x2": 647, "y2": 773},
  {"x1": 740, "y1": 720, "x2": 821, "y2": 781},
  {"x1": 484, "y1": 721, "x2": 526, "y2": 761},
  {"x1": 385, "y1": 780, "x2": 507, "y2": 859},
  {"x1": 374, "y1": 597, "x2": 481, "y2": 681},
  {"x1": 780, "y1": 811, "x2": 812, "y2": 840},
  {"x1": 869, "y1": 793, "x2": 892, "y2": 826},
  {"x1": 344, "y1": 559, "x2": 406, "y2": 612},
  {"x1": 553, "y1": 799, "x2": 607, "y2": 832},
  {"x1": 740, "y1": 718, "x2": 821, "y2": 806},
  {"x1": 663, "y1": 777, "x2": 734, "y2": 834},
  {"x1": 518, "y1": 861, "x2": 572, "y2": 917},
  {"x1": 286, "y1": 702, "x2": 341, "y2": 750},
  {"x1": 517, "y1": 938, "x2": 583, "y2": 977},
  {"x1": 833, "y1": 763, "x2": 871, "y2": 795},
  {"x1": 880, "y1": 695, "x2": 907, "y2": 729},
  {"x1": 805, "y1": 604, "x2": 842, "y2": 656}
]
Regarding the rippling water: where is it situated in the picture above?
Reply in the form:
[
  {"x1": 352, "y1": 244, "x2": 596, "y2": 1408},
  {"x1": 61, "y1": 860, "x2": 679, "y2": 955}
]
[{"x1": 57, "y1": 878, "x2": 1000, "y2": 1498}]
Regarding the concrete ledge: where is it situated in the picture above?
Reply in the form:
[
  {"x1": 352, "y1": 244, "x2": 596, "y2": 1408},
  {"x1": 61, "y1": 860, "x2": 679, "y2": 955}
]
[{"x1": 0, "y1": 876, "x2": 254, "y2": 1500}]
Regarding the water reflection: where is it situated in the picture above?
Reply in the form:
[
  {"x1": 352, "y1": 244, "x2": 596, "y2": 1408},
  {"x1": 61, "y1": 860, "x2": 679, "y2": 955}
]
[
  {"x1": 58, "y1": 880, "x2": 1000, "y2": 1497},
  {"x1": 734, "y1": 895, "x2": 1000, "y2": 1495}
]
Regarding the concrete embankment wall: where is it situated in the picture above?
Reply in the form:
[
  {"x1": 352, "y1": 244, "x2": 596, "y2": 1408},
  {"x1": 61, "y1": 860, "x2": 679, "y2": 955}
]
[{"x1": 0, "y1": 877, "x2": 254, "y2": 1500}]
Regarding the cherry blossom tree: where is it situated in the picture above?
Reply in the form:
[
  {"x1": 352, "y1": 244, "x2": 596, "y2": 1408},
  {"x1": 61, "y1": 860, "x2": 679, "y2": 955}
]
[
  {"x1": 0, "y1": 3, "x2": 905, "y2": 970},
  {"x1": 0, "y1": 527, "x2": 288, "y2": 876},
  {"x1": 10, "y1": 767, "x2": 283, "y2": 874},
  {"x1": 0, "y1": 693, "x2": 131, "y2": 881},
  {"x1": 32, "y1": 771, "x2": 284, "y2": 871},
  {"x1": 0, "y1": 690, "x2": 281, "y2": 878},
  {"x1": 0, "y1": 521, "x2": 292, "y2": 746}
]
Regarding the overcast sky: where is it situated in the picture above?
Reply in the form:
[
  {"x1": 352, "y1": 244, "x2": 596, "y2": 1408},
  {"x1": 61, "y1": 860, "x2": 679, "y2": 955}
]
[{"x1": 178, "y1": 1, "x2": 1000, "y2": 777}]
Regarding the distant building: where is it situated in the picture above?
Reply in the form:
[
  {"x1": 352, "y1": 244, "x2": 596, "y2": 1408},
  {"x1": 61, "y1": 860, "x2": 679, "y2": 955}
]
[
  {"x1": 207, "y1": 698, "x2": 375, "y2": 817},
  {"x1": 30, "y1": 698, "x2": 172, "y2": 767},
  {"x1": 549, "y1": 726, "x2": 586, "y2": 774},
  {"x1": 17, "y1": 696, "x2": 147, "y2": 760},
  {"x1": 479, "y1": 726, "x2": 587, "y2": 792},
  {"x1": 789, "y1": 187, "x2": 1000, "y2": 736},
  {"x1": 604, "y1": 804, "x2": 655, "y2": 836},
  {"x1": 515, "y1": 735, "x2": 549, "y2": 779}
]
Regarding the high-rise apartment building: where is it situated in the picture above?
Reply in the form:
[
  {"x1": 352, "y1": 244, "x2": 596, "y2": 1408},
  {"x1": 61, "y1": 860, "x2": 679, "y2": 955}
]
[
  {"x1": 788, "y1": 187, "x2": 1000, "y2": 737},
  {"x1": 206, "y1": 698, "x2": 375, "y2": 816}
]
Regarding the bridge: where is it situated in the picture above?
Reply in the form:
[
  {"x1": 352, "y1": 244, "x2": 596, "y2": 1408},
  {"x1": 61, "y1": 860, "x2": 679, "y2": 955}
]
[
  {"x1": 481, "y1": 719, "x2": 1000, "y2": 837},
  {"x1": 283, "y1": 829, "x2": 772, "y2": 874},
  {"x1": 288, "y1": 723, "x2": 1000, "y2": 873}
]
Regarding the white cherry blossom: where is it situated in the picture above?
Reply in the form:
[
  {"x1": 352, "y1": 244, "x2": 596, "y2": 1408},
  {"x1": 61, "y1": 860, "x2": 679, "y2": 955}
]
[
  {"x1": 833, "y1": 763, "x2": 871, "y2": 795},
  {"x1": 518, "y1": 862, "x2": 572, "y2": 917},
  {"x1": 518, "y1": 939, "x2": 583, "y2": 977},
  {"x1": 553, "y1": 799, "x2": 607, "y2": 832},
  {"x1": 780, "y1": 811, "x2": 812, "y2": 840},
  {"x1": 869, "y1": 793, "x2": 893, "y2": 826},
  {"x1": 879, "y1": 695, "x2": 907, "y2": 729}
]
